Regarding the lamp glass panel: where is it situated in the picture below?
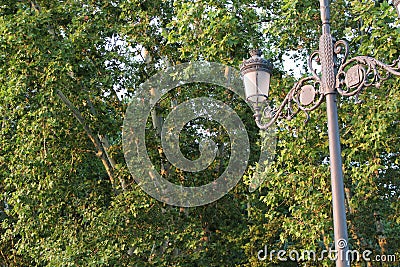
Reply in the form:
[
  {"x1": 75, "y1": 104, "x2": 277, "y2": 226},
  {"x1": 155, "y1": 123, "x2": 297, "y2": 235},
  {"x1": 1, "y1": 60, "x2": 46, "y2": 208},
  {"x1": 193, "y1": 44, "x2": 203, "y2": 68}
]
[
  {"x1": 243, "y1": 70, "x2": 270, "y2": 103},
  {"x1": 256, "y1": 70, "x2": 271, "y2": 97},
  {"x1": 243, "y1": 71, "x2": 257, "y2": 101}
]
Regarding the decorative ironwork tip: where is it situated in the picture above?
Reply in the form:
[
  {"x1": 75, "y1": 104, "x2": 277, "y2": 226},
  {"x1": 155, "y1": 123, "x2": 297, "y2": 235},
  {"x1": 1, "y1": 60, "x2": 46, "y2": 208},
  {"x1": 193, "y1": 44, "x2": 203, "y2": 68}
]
[
  {"x1": 240, "y1": 50, "x2": 273, "y2": 75},
  {"x1": 249, "y1": 49, "x2": 262, "y2": 57}
]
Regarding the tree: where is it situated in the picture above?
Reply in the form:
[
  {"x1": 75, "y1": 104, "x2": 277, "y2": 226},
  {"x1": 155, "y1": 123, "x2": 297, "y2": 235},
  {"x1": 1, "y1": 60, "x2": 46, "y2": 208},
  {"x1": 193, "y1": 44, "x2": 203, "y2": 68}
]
[{"x1": 0, "y1": 0, "x2": 259, "y2": 265}]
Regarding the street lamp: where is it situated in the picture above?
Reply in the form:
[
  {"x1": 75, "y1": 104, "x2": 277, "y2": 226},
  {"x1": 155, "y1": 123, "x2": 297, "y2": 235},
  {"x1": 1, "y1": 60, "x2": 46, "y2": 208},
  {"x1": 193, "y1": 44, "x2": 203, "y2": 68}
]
[
  {"x1": 240, "y1": 49, "x2": 273, "y2": 124},
  {"x1": 240, "y1": 0, "x2": 400, "y2": 267}
]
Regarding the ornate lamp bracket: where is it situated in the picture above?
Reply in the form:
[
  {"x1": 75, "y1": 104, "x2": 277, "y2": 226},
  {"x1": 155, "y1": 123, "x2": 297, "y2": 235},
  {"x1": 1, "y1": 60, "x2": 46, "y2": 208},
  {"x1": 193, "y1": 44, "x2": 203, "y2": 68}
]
[
  {"x1": 254, "y1": 38, "x2": 400, "y2": 130},
  {"x1": 254, "y1": 53, "x2": 324, "y2": 129},
  {"x1": 335, "y1": 42, "x2": 400, "y2": 101}
]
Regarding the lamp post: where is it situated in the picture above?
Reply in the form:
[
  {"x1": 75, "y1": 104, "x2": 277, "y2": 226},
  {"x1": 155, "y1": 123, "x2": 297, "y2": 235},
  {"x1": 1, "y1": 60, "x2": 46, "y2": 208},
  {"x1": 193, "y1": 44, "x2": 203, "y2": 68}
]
[{"x1": 240, "y1": 1, "x2": 400, "y2": 266}]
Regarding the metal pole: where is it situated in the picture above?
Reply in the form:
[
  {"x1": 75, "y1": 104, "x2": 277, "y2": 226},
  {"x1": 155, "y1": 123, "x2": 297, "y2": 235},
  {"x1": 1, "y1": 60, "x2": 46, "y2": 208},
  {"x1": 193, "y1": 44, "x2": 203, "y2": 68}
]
[
  {"x1": 319, "y1": 0, "x2": 350, "y2": 266},
  {"x1": 326, "y1": 94, "x2": 350, "y2": 267}
]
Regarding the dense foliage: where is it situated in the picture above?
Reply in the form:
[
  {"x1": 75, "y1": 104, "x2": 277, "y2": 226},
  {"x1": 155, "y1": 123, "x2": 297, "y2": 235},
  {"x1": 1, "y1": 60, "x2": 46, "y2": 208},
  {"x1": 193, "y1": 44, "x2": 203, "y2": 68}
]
[{"x1": 1, "y1": 0, "x2": 399, "y2": 266}]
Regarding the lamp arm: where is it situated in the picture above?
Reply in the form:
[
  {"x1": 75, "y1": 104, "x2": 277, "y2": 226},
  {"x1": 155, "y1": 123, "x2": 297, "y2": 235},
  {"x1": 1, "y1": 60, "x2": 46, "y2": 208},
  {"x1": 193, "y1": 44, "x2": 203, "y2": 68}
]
[
  {"x1": 255, "y1": 74, "x2": 325, "y2": 130},
  {"x1": 336, "y1": 55, "x2": 400, "y2": 98},
  {"x1": 254, "y1": 90, "x2": 292, "y2": 130}
]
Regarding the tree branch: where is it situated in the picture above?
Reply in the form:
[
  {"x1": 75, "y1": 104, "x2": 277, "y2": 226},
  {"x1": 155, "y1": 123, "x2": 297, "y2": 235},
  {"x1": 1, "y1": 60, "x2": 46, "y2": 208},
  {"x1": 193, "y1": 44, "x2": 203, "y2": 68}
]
[
  {"x1": 30, "y1": 0, "x2": 41, "y2": 13},
  {"x1": 56, "y1": 89, "x2": 116, "y2": 187},
  {"x1": 85, "y1": 95, "x2": 126, "y2": 190}
]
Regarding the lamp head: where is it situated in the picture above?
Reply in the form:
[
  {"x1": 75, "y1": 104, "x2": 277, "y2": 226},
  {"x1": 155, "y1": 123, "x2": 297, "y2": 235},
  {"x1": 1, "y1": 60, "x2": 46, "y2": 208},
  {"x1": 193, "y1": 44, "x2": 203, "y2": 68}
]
[{"x1": 240, "y1": 49, "x2": 273, "y2": 109}]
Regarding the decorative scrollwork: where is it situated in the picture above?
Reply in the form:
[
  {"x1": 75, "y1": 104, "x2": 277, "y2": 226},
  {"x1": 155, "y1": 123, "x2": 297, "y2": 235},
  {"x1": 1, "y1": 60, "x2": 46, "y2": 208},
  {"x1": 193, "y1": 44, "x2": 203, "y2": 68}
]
[
  {"x1": 333, "y1": 39, "x2": 349, "y2": 68},
  {"x1": 308, "y1": 50, "x2": 321, "y2": 78},
  {"x1": 336, "y1": 55, "x2": 400, "y2": 97},
  {"x1": 255, "y1": 69, "x2": 324, "y2": 130}
]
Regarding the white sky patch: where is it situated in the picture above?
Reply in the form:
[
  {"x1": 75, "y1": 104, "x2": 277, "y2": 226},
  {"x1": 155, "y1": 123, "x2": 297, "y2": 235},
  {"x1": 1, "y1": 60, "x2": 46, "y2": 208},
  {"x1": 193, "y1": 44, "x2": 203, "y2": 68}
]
[{"x1": 282, "y1": 50, "x2": 322, "y2": 79}]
